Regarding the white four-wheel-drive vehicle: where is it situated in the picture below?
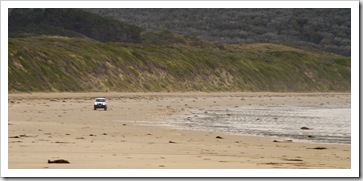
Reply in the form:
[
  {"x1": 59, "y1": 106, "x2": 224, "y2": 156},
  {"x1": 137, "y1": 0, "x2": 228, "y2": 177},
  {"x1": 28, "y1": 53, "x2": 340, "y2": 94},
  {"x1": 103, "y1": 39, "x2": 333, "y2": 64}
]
[{"x1": 94, "y1": 97, "x2": 107, "y2": 110}]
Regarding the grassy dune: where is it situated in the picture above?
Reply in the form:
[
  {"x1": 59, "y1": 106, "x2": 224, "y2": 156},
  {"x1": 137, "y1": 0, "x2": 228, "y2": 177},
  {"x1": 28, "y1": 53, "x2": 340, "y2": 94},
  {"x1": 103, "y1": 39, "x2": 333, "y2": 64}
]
[{"x1": 8, "y1": 35, "x2": 350, "y2": 92}]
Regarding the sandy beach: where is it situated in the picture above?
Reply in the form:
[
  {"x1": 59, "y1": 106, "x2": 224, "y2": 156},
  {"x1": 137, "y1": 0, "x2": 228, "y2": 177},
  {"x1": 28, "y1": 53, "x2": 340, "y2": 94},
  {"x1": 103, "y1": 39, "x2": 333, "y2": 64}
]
[{"x1": 7, "y1": 92, "x2": 351, "y2": 169}]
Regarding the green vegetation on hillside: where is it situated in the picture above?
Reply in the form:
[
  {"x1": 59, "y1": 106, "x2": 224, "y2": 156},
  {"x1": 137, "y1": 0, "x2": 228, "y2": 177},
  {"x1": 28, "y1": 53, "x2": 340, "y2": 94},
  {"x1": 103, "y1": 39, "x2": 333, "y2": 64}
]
[
  {"x1": 7, "y1": 9, "x2": 351, "y2": 92},
  {"x1": 9, "y1": 8, "x2": 142, "y2": 43},
  {"x1": 8, "y1": 36, "x2": 350, "y2": 92},
  {"x1": 9, "y1": 8, "x2": 351, "y2": 56},
  {"x1": 87, "y1": 8, "x2": 351, "y2": 56}
]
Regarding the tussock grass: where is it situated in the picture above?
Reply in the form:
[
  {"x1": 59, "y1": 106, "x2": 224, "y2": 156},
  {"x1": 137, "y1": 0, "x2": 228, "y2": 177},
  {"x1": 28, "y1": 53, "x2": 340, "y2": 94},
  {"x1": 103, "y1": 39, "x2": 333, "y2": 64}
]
[{"x1": 8, "y1": 36, "x2": 350, "y2": 92}]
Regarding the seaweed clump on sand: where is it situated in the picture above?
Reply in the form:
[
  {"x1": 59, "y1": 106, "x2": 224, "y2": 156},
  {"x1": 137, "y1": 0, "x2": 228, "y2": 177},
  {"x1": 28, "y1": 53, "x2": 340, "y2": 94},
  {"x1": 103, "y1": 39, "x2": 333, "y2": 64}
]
[{"x1": 48, "y1": 159, "x2": 70, "y2": 164}]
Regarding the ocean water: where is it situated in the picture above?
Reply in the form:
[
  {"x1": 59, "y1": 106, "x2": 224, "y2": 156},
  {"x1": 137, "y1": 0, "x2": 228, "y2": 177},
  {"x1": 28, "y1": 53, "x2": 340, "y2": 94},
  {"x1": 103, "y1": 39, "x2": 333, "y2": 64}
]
[{"x1": 162, "y1": 105, "x2": 351, "y2": 144}]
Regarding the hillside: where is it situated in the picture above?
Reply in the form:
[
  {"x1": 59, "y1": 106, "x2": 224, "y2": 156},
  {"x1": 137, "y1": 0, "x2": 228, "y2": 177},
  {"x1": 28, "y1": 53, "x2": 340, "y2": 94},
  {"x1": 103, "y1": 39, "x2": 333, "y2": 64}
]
[
  {"x1": 9, "y1": 8, "x2": 351, "y2": 57},
  {"x1": 9, "y1": 8, "x2": 142, "y2": 43},
  {"x1": 8, "y1": 35, "x2": 350, "y2": 93},
  {"x1": 86, "y1": 8, "x2": 351, "y2": 56}
]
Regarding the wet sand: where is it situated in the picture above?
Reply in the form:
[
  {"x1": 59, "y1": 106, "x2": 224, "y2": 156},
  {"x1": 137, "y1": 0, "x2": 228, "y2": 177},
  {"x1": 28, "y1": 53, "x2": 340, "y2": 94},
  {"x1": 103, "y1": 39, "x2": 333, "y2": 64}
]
[{"x1": 7, "y1": 92, "x2": 351, "y2": 169}]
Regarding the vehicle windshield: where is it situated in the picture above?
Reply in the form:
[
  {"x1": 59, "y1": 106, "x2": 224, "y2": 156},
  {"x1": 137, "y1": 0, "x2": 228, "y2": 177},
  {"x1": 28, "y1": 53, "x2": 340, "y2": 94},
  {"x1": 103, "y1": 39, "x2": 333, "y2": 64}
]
[{"x1": 96, "y1": 99, "x2": 106, "y2": 102}]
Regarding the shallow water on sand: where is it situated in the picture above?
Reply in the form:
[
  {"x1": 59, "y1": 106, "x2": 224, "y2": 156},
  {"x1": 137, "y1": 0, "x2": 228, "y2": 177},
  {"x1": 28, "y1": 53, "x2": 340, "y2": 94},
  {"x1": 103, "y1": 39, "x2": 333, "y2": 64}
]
[{"x1": 163, "y1": 105, "x2": 351, "y2": 144}]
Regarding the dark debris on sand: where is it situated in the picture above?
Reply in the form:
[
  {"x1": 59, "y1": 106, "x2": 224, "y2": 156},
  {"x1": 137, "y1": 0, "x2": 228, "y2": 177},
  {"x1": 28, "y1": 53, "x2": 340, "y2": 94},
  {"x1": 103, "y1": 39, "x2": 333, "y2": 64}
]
[{"x1": 48, "y1": 159, "x2": 70, "y2": 164}]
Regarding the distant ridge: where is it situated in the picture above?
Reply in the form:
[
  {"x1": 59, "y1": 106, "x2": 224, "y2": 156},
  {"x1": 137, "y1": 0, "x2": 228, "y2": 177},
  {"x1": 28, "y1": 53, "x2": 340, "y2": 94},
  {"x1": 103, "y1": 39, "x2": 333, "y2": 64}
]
[
  {"x1": 86, "y1": 8, "x2": 351, "y2": 56},
  {"x1": 9, "y1": 8, "x2": 142, "y2": 43}
]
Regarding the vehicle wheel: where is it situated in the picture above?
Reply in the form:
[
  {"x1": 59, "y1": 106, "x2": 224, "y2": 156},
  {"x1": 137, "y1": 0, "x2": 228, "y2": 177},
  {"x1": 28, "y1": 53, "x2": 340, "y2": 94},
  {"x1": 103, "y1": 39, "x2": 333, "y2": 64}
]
[
  {"x1": 94, "y1": 106, "x2": 96, "y2": 110},
  {"x1": 104, "y1": 107, "x2": 107, "y2": 111}
]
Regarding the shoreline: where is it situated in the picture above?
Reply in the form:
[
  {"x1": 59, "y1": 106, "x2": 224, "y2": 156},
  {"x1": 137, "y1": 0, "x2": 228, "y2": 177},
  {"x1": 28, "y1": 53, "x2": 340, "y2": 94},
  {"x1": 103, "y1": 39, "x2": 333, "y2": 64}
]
[
  {"x1": 8, "y1": 91, "x2": 351, "y2": 97},
  {"x1": 7, "y1": 92, "x2": 351, "y2": 169},
  {"x1": 160, "y1": 103, "x2": 351, "y2": 145}
]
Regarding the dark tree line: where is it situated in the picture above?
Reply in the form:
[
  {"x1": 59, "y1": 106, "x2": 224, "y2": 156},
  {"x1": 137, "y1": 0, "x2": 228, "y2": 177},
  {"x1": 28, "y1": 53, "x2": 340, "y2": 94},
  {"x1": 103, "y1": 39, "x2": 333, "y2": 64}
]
[
  {"x1": 9, "y1": 8, "x2": 351, "y2": 56},
  {"x1": 9, "y1": 8, "x2": 143, "y2": 43},
  {"x1": 86, "y1": 8, "x2": 351, "y2": 56}
]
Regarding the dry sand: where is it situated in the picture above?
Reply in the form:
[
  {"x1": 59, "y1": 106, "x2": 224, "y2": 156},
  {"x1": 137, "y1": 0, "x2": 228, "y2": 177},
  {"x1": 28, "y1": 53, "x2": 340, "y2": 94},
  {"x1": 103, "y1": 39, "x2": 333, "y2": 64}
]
[{"x1": 7, "y1": 92, "x2": 351, "y2": 169}]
